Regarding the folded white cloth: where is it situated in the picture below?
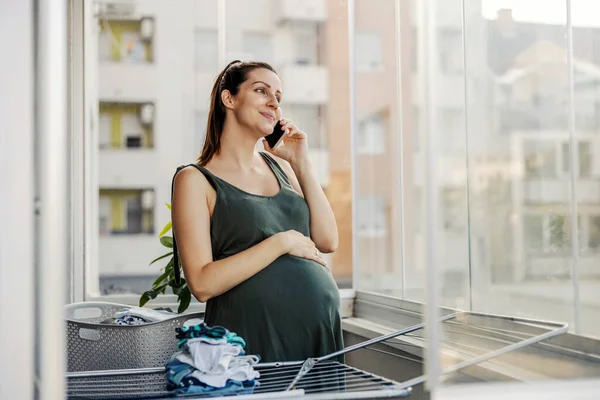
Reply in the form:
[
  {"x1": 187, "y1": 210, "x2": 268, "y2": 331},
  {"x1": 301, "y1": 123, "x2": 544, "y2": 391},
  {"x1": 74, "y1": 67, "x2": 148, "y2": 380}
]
[
  {"x1": 190, "y1": 364, "x2": 260, "y2": 388},
  {"x1": 176, "y1": 340, "x2": 242, "y2": 374},
  {"x1": 184, "y1": 336, "x2": 228, "y2": 346},
  {"x1": 114, "y1": 307, "x2": 176, "y2": 322},
  {"x1": 183, "y1": 318, "x2": 204, "y2": 327}
]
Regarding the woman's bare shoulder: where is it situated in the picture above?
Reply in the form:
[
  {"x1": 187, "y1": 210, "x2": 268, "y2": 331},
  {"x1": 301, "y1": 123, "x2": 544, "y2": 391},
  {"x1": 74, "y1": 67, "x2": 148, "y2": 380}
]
[{"x1": 173, "y1": 165, "x2": 213, "y2": 195}]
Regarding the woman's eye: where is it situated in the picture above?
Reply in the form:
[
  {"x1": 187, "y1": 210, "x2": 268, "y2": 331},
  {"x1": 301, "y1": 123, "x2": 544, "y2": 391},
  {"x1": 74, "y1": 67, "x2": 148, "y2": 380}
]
[{"x1": 257, "y1": 88, "x2": 265, "y2": 94}]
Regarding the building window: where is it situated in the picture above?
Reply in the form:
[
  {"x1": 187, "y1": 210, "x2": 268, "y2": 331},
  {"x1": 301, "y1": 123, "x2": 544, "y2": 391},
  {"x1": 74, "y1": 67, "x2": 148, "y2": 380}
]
[
  {"x1": 355, "y1": 32, "x2": 383, "y2": 70},
  {"x1": 357, "y1": 114, "x2": 386, "y2": 154},
  {"x1": 125, "y1": 136, "x2": 142, "y2": 148},
  {"x1": 293, "y1": 25, "x2": 318, "y2": 65},
  {"x1": 442, "y1": 187, "x2": 466, "y2": 232},
  {"x1": 524, "y1": 214, "x2": 544, "y2": 251},
  {"x1": 195, "y1": 30, "x2": 218, "y2": 72},
  {"x1": 438, "y1": 28, "x2": 463, "y2": 75},
  {"x1": 99, "y1": 113, "x2": 111, "y2": 149},
  {"x1": 523, "y1": 140, "x2": 557, "y2": 178},
  {"x1": 356, "y1": 196, "x2": 387, "y2": 237},
  {"x1": 524, "y1": 213, "x2": 583, "y2": 254},
  {"x1": 99, "y1": 19, "x2": 153, "y2": 63},
  {"x1": 242, "y1": 32, "x2": 273, "y2": 64},
  {"x1": 561, "y1": 141, "x2": 592, "y2": 177},
  {"x1": 99, "y1": 189, "x2": 155, "y2": 235},
  {"x1": 441, "y1": 108, "x2": 464, "y2": 151},
  {"x1": 588, "y1": 216, "x2": 600, "y2": 249},
  {"x1": 548, "y1": 215, "x2": 568, "y2": 251},
  {"x1": 99, "y1": 102, "x2": 154, "y2": 149},
  {"x1": 99, "y1": 196, "x2": 111, "y2": 236}
]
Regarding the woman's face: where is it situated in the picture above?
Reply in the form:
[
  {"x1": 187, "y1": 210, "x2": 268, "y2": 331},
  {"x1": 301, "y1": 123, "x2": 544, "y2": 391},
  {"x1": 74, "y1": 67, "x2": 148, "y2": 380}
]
[{"x1": 230, "y1": 68, "x2": 283, "y2": 137}]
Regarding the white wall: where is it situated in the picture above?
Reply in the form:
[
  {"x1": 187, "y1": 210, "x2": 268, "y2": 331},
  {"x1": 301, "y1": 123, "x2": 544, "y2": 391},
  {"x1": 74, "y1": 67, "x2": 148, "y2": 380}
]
[{"x1": 0, "y1": 1, "x2": 35, "y2": 398}]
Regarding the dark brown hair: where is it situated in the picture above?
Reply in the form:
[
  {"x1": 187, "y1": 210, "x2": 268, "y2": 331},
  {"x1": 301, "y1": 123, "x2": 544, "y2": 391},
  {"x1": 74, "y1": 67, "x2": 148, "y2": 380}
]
[{"x1": 197, "y1": 60, "x2": 277, "y2": 166}]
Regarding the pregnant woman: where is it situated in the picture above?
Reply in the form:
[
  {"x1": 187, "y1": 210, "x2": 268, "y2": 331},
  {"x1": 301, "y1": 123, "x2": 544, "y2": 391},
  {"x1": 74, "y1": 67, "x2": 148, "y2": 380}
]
[{"x1": 171, "y1": 60, "x2": 343, "y2": 362}]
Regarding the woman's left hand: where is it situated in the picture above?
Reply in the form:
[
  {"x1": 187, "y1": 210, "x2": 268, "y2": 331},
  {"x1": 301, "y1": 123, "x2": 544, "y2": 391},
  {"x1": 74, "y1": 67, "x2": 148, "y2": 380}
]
[{"x1": 262, "y1": 118, "x2": 309, "y2": 166}]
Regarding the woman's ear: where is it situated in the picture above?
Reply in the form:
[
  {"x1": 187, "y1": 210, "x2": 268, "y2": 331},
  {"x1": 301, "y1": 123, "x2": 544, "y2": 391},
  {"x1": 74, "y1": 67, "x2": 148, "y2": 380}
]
[{"x1": 221, "y1": 89, "x2": 235, "y2": 110}]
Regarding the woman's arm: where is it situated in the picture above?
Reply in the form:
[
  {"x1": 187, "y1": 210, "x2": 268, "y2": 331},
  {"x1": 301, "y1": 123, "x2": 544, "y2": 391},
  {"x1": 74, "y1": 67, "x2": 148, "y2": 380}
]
[
  {"x1": 276, "y1": 156, "x2": 339, "y2": 254},
  {"x1": 171, "y1": 166, "x2": 325, "y2": 302}
]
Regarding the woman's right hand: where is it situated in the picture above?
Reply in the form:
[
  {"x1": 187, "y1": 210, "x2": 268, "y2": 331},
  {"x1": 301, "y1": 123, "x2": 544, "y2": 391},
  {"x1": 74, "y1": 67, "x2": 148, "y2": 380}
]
[{"x1": 276, "y1": 230, "x2": 327, "y2": 266}]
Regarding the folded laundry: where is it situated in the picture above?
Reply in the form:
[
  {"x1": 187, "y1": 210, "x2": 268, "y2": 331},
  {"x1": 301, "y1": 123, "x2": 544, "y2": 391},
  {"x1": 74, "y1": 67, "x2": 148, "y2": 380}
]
[
  {"x1": 176, "y1": 340, "x2": 244, "y2": 374},
  {"x1": 167, "y1": 357, "x2": 259, "y2": 389},
  {"x1": 176, "y1": 322, "x2": 246, "y2": 349},
  {"x1": 176, "y1": 323, "x2": 227, "y2": 338},
  {"x1": 169, "y1": 375, "x2": 257, "y2": 397},
  {"x1": 189, "y1": 362, "x2": 259, "y2": 388},
  {"x1": 166, "y1": 322, "x2": 260, "y2": 396},
  {"x1": 114, "y1": 307, "x2": 177, "y2": 322}
]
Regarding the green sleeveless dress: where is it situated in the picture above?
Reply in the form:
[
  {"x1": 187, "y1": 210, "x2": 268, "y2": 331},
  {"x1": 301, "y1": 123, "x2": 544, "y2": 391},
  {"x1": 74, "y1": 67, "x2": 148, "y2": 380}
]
[{"x1": 188, "y1": 152, "x2": 344, "y2": 363}]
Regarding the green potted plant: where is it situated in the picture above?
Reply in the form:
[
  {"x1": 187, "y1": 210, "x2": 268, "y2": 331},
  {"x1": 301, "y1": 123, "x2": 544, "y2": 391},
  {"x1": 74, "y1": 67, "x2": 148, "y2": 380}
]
[{"x1": 139, "y1": 203, "x2": 192, "y2": 313}]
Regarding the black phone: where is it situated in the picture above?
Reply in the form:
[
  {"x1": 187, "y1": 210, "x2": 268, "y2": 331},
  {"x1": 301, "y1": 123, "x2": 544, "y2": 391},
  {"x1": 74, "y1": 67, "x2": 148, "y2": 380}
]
[{"x1": 264, "y1": 120, "x2": 285, "y2": 149}]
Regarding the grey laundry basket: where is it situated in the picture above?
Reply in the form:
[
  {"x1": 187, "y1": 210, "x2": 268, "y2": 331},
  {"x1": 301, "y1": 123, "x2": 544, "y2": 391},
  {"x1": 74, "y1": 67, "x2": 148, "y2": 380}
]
[{"x1": 65, "y1": 301, "x2": 203, "y2": 372}]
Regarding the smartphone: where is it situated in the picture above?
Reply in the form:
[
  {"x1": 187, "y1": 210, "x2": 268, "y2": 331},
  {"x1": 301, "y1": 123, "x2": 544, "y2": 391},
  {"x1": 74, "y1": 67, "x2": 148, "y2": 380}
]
[{"x1": 264, "y1": 120, "x2": 285, "y2": 149}]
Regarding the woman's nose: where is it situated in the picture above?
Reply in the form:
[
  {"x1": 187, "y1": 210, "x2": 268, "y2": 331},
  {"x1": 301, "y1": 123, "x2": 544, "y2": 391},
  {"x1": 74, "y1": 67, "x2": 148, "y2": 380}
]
[{"x1": 267, "y1": 97, "x2": 279, "y2": 109}]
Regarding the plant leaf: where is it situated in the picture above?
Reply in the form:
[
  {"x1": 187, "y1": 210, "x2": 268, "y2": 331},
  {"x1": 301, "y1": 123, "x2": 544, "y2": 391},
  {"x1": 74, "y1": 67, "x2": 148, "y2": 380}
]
[
  {"x1": 163, "y1": 259, "x2": 174, "y2": 273},
  {"x1": 152, "y1": 268, "x2": 170, "y2": 288},
  {"x1": 178, "y1": 287, "x2": 192, "y2": 314},
  {"x1": 139, "y1": 291, "x2": 151, "y2": 307},
  {"x1": 139, "y1": 283, "x2": 168, "y2": 307},
  {"x1": 154, "y1": 283, "x2": 168, "y2": 294},
  {"x1": 160, "y1": 236, "x2": 173, "y2": 248},
  {"x1": 165, "y1": 203, "x2": 171, "y2": 210},
  {"x1": 159, "y1": 221, "x2": 172, "y2": 237},
  {"x1": 149, "y1": 252, "x2": 171, "y2": 266}
]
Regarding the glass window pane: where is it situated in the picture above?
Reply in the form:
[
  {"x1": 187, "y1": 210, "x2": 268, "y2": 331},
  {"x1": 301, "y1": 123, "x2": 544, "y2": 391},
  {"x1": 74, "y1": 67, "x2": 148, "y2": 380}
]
[
  {"x1": 195, "y1": 30, "x2": 218, "y2": 71},
  {"x1": 293, "y1": 24, "x2": 319, "y2": 65},
  {"x1": 579, "y1": 141, "x2": 591, "y2": 177},
  {"x1": 438, "y1": 28, "x2": 463, "y2": 75},
  {"x1": 285, "y1": 105, "x2": 324, "y2": 148},
  {"x1": 357, "y1": 113, "x2": 385, "y2": 154},
  {"x1": 355, "y1": 32, "x2": 382, "y2": 70},
  {"x1": 589, "y1": 216, "x2": 600, "y2": 249},
  {"x1": 194, "y1": 111, "x2": 208, "y2": 160},
  {"x1": 354, "y1": 0, "x2": 409, "y2": 297},
  {"x1": 524, "y1": 140, "x2": 557, "y2": 178},
  {"x1": 562, "y1": 141, "x2": 592, "y2": 177},
  {"x1": 524, "y1": 214, "x2": 544, "y2": 252},
  {"x1": 242, "y1": 32, "x2": 273, "y2": 64}
]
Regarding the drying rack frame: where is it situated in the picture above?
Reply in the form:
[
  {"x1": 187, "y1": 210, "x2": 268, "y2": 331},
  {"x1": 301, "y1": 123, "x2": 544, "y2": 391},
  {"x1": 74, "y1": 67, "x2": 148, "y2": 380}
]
[{"x1": 66, "y1": 311, "x2": 568, "y2": 400}]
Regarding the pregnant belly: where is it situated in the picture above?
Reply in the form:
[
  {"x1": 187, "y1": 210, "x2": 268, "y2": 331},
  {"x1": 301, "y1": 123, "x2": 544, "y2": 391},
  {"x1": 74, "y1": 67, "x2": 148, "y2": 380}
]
[{"x1": 214, "y1": 255, "x2": 340, "y2": 318}]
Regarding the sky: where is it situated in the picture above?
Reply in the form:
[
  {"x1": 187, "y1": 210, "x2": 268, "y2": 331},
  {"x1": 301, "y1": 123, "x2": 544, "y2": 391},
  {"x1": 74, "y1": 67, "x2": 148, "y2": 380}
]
[{"x1": 482, "y1": 0, "x2": 600, "y2": 27}]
